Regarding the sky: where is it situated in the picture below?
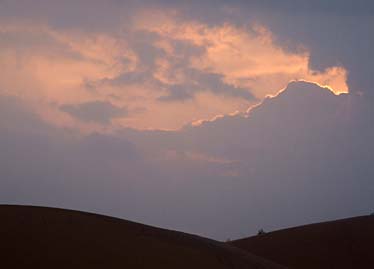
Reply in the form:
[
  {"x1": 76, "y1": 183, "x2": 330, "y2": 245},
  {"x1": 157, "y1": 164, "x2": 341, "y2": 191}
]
[{"x1": 1, "y1": 0, "x2": 373, "y2": 240}]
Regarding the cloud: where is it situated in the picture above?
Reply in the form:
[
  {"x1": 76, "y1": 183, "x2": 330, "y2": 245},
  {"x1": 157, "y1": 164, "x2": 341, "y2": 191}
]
[
  {"x1": 137, "y1": 14, "x2": 347, "y2": 93},
  {"x1": 0, "y1": 0, "x2": 373, "y2": 243},
  {"x1": 194, "y1": 0, "x2": 374, "y2": 97},
  {"x1": 157, "y1": 84, "x2": 194, "y2": 101},
  {"x1": 1, "y1": 0, "x2": 371, "y2": 98},
  {"x1": 158, "y1": 71, "x2": 255, "y2": 102},
  {"x1": 60, "y1": 101, "x2": 128, "y2": 124},
  {"x1": 0, "y1": 6, "x2": 349, "y2": 130},
  {"x1": 120, "y1": 81, "x2": 374, "y2": 237},
  {"x1": 1, "y1": 81, "x2": 374, "y2": 241},
  {"x1": 235, "y1": 0, "x2": 374, "y2": 15},
  {"x1": 192, "y1": 71, "x2": 256, "y2": 100}
]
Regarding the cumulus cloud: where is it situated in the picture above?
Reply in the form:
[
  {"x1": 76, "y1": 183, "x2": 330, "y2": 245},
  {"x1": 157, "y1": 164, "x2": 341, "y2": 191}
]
[
  {"x1": 215, "y1": 0, "x2": 374, "y2": 97},
  {"x1": 136, "y1": 14, "x2": 348, "y2": 97},
  {"x1": 2, "y1": 81, "x2": 373, "y2": 240},
  {"x1": 121, "y1": 81, "x2": 374, "y2": 238},
  {"x1": 0, "y1": 5, "x2": 348, "y2": 130}
]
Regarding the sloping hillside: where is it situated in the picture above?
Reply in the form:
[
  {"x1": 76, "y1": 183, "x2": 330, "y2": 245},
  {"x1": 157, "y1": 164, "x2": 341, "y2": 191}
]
[
  {"x1": 0, "y1": 205, "x2": 284, "y2": 269},
  {"x1": 233, "y1": 215, "x2": 374, "y2": 269}
]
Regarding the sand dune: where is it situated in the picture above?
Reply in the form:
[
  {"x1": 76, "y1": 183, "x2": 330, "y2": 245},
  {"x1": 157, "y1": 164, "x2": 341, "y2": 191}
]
[
  {"x1": 0, "y1": 205, "x2": 284, "y2": 269},
  {"x1": 233, "y1": 215, "x2": 374, "y2": 269}
]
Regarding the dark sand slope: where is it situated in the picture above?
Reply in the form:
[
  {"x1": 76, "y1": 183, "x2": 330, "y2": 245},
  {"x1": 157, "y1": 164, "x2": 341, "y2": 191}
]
[
  {"x1": 233, "y1": 216, "x2": 374, "y2": 269},
  {"x1": 0, "y1": 205, "x2": 284, "y2": 269}
]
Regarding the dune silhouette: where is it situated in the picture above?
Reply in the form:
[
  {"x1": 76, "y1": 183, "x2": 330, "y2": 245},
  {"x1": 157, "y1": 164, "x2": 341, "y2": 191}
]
[
  {"x1": 233, "y1": 215, "x2": 374, "y2": 268},
  {"x1": 0, "y1": 205, "x2": 284, "y2": 269}
]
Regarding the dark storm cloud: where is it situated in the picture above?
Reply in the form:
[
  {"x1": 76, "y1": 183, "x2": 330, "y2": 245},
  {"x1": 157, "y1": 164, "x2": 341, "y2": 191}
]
[{"x1": 61, "y1": 101, "x2": 128, "y2": 124}]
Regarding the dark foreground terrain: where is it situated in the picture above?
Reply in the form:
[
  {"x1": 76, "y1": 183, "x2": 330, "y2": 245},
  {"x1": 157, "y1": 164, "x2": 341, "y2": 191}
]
[
  {"x1": 233, "y1": 215, "x2": 374, "y2": 269},
  {"x1": 0, "y1": 205, "x2": 283, "y2": 269}
]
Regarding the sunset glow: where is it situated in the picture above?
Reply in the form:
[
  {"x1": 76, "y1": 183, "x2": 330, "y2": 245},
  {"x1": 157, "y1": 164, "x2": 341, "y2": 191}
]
[
  {"x1": 0, "y1": 10, "x2": 348, "y2": 131},
  {"x1": 1, "y1": 0, "x2": 373, "y2": 246}
]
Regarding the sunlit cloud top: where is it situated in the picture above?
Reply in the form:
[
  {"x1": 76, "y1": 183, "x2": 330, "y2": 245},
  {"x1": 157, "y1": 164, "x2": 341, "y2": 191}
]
[{"x1": 0, "y1": 5, "x2": 348, "y2": 130}]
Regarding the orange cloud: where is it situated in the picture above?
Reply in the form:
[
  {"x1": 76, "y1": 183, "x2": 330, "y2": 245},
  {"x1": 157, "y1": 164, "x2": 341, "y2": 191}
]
[
  {"x1": 136, "y1": 15, "x2": 348, "y2": 97},
  {"x1": 0, "y1": 12, "x2": 349, "y2": 131}
]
